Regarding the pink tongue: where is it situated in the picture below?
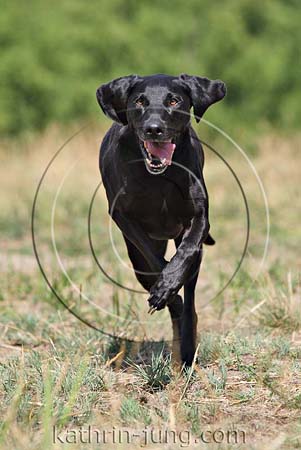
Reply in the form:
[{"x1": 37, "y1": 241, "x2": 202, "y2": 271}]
[{"x1": 144, "y1": 141, "x2": 176, "y2": 165}]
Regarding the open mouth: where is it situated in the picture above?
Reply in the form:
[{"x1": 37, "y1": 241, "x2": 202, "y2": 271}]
[{"x1": 141, "y1": 140, "x2": 176, "y2": 175}]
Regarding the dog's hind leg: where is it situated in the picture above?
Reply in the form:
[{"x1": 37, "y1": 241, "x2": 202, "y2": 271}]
[
  {"x1": 168, "y1": 294, "x2": 183, "y2": 368},
  {"x1": 181, "y1": 249, "x2": 202, "y2": 366},
  {"x1": 174, "y1": 233, "x2": 202, "y2": 367}
]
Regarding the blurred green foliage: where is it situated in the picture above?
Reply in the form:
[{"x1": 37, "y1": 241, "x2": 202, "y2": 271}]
[{"x1": 0, "y1": 0, "x2": 300, "y2": 136}]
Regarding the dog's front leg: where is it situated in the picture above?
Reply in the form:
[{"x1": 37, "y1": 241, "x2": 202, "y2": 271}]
[
  {"x1": 148, "y1": 213, "x2": 208, "y2": 312},
  {"x1": 112, "y1": 211, "x2": 166, "y2": 273}
]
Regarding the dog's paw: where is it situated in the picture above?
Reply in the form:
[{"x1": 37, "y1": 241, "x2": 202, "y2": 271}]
[{"x1": 147, "y1": 280, "x2": 177, "y2": 314}]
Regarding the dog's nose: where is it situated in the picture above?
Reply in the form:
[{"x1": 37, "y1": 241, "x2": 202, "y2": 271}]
[{"x1": 144, "y1": 124, "x2": 163, "y2": 137}]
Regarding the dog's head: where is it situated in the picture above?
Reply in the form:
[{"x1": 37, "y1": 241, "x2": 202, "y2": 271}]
[{"x1": 96, "y1": 74, "x2": 226, "y2": 175}]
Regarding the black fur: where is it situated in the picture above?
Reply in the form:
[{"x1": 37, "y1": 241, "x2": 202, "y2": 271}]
[{"x1": 96, "y1": 74, "x2": 226, "y2": 365}]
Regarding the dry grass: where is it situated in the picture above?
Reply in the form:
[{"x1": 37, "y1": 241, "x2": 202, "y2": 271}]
[{"x1": 0, "y1": 124, "x2": 300, "y2": 449}]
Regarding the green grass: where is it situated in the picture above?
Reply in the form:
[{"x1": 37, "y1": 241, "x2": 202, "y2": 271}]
[
  {"x1": 127, "y1": 351, "x2": 172, "y2": 392},
  {"x1": 0, "y1": 127, "x2": 300, "y2": 449}
]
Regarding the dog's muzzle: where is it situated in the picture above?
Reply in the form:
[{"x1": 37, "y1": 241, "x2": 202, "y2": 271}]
[{"x1": 141, "y1": 140, "x2": 176, "y2": 175}]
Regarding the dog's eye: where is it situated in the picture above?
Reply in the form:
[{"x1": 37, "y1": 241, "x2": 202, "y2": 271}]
[
  {"x1": 168, "y1": 98, "x2": 179, "y2": 107},
  {"x1": 135, "y1": 97, "x2": 145, "y2": 107}
]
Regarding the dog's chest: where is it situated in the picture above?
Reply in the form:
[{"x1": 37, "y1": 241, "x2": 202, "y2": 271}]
[{"x1": 120, "y1": 177, "x2": 195, "y2": 221}]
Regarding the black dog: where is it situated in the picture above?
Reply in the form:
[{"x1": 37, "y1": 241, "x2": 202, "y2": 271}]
[{"x1": 96, "y1": 74, "x2": 226, "y2": 366}]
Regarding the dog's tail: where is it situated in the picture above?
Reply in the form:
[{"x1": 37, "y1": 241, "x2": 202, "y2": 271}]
[{"x1": 204, "y1": 233, "x2": 215, "y2": 246}]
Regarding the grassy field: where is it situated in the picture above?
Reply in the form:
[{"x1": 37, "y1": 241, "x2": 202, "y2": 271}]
[{"x1": 0, "y1": 123, "x2": 300, "y2": 449}]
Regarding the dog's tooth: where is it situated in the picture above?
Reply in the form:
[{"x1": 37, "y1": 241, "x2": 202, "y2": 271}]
[{"x1": 162, "y1": 158, "x2": 166, "y2": 164}]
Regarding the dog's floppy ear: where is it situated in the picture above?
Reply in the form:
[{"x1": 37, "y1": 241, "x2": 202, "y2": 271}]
[
  {"x1": 96, "y1": 75, "x2": 140, "y2": 124},
  {"x1": 177, "y1": 74, "x2": 226, "y2": 123}
]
